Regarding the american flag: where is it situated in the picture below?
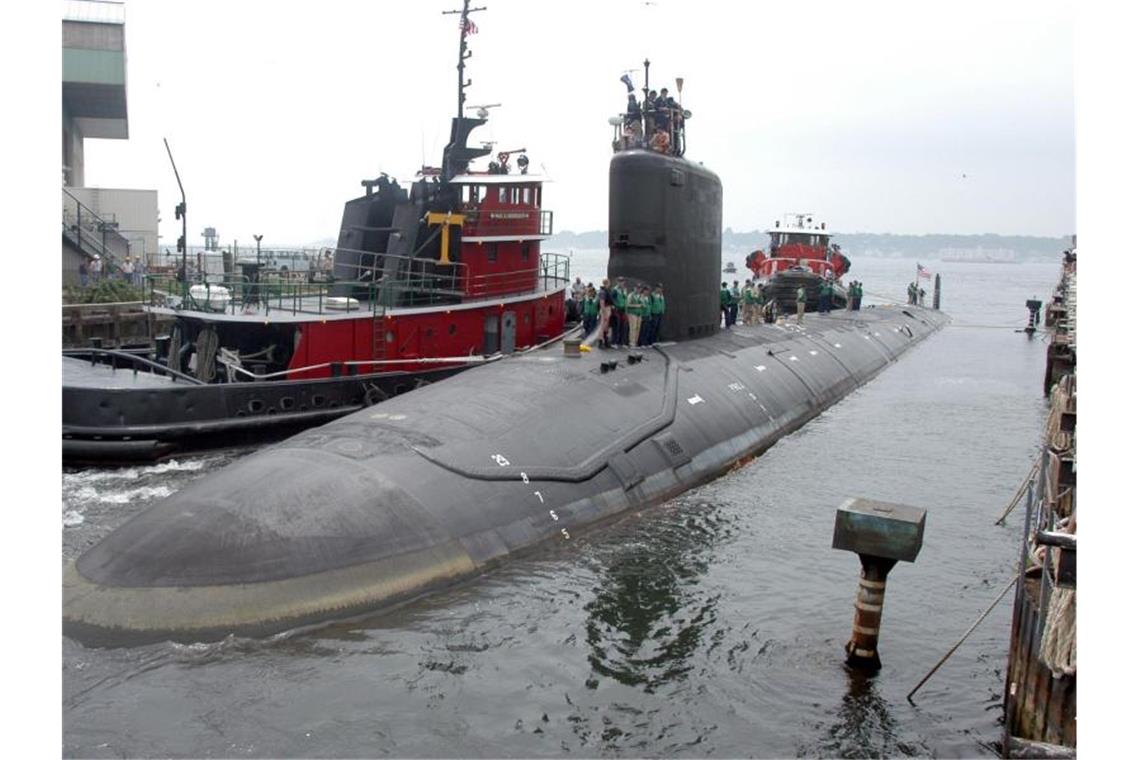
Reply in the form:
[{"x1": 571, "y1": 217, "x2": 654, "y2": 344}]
[
  {"x1": 461, "y1": 18, "x2": 478, "y2": 34},
  {"x1": 917, "y1": 263, "x2": 932, "y2": 279}
]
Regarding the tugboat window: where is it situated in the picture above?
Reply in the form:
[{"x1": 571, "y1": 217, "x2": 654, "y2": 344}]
[
  {"x1": 486, "y1": 243, "x2": 498, "y2": 262},
  {"x1": 498, "y1": 187, "x2": 507, "y2": 203},
  {"x1": 521, "y1": 243, "x2": 531, "y2": 261},
  {"x1": 522, "y1": 187, "x2": 531, "y2": 205}
]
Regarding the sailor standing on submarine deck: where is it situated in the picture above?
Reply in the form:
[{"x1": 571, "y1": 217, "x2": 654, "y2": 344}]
[{"x1": 796, "y1": 284, "x2": 807, "y2": 324}]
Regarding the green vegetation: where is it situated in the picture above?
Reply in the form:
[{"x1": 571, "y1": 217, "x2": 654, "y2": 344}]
[{"x1": 63, "y1": 279, "x2": 146, "y2": 305}]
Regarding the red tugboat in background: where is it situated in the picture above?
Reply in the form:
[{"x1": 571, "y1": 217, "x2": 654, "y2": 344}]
[
  {"x1": 62, "y1": 1, "x2": 572, "y2": 463},
  {"x1": 746, "y1": 213, "x2": 851, "y2": 313}
]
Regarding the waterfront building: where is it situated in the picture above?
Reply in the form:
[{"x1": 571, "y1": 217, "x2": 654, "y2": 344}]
[{"x1": 62, "y1": 0, "x2": 158, "y2": 285}]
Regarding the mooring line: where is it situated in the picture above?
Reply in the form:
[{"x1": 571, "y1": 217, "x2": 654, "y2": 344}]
[
  {"x1": 906, "y1": 573, "x2": 1019, "y2": 703},
  {"x1": 994, "y1": 460, "x2": 1041, "y2": 525}
]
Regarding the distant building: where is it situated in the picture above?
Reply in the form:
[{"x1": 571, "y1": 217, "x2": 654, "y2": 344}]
[{"x1": 62, "y1": 0, "x2": 158, "y2": 286}]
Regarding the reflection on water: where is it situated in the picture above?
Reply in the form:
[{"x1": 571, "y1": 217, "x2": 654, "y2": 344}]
[
  {"x1": 815, "y1": 668, "x2": 911, "y2": 759},
  {"x1": 584, "y1": 500, "x2": 729, "y2": 693}
]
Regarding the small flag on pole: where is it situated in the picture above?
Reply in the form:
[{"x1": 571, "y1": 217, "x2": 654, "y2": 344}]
[
  {"x1": 461, "y1": 18, "x2": 478, "y2": 34},
  {"x1": 917, "y1": 263, "x2": 932, "y2": 280}
]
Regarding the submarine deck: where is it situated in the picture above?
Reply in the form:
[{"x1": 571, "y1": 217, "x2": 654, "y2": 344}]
[{"x1": 64, "y1": 305, "x2": 949, "y2": 644}]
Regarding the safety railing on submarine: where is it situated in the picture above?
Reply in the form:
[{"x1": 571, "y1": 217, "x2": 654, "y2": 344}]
[{"x1": 144, "y1": 251, "x2": 572, "y2": 318}]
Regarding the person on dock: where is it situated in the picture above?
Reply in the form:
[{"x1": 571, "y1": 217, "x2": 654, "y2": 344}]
[
  {"x1": 78, "y1": 259, "x2": 89, "y2": 289},
  {"x1": 91, "y1": 255, "x2": 102, "y2": 282},
  {"x1": 796, "y1": 284, "x2": 807, "y2": 324}
]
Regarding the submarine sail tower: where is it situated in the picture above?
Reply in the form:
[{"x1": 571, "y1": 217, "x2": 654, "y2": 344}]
[{"x1": 608, "y1": 60, "x2": 722, "y2": 341}]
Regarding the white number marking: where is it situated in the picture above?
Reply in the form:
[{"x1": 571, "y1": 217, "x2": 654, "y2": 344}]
[
  {"x1": 520, "y1": 472, "x2": 529, "y2": 483},
  {"x1": 754, "y1": 365, "x2": 767, "y2": 373},
  {"x1": 687, "y1": 394, "x2": 705, "y2": 405},
  {"x1": 491, "y1": 454, "x2": 511, "y2": 467},
  {"x1": 534, "y1": 490, "x2": 544, "y2": 503},
  {"x1": 549, "y1": 510, "x2": 559, "y2": 521},
  {"x1": 561, "y1": 528, "x2": 571, "y2": 539}
]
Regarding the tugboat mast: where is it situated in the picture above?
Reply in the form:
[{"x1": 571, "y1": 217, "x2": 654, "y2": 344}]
[{"x1": 443, "y1": 0, "x2": 486, "y2": 121}]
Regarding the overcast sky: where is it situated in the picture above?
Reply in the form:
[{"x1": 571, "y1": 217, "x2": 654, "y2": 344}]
[{"x1": 78, "y1": 0, "x2": 1075, "y2": 248}]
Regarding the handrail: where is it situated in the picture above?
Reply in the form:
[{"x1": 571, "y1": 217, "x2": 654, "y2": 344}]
[
  {"x1": 62, "y1": 187, "x2": 123, "y2": 268},
  {"x1": 143, "y1": 250, "x2": 571, "y2": 317},
  {"x1": 62, "y1": 300, "x2": 146, "y2": 310},
  {"x1": 62, "y1": 348, "x2": 206, "y2": 385}
]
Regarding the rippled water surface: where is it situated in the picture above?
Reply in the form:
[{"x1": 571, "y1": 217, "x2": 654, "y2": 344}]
[{"x1": 63, "y1": 258, "x2": 1059, "y2": 758}]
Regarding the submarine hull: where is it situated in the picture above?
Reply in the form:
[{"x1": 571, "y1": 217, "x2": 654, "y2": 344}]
[{"x1": 64, "y1": 306, "x2": 948, "y2": 645}]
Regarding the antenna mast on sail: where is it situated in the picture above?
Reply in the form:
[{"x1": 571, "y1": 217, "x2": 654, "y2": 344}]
[{"x1": 443, "y1": 0, "x2": 486, "y2": 121}]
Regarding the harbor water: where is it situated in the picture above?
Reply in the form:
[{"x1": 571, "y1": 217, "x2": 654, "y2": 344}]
[{"x1": 63, "y1": 257, "x2": 1058, "y2": 758}]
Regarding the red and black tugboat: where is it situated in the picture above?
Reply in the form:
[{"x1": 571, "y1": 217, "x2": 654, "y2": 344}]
[
  {"x1": 62, "y1": 1, "x2": 571, "y2": 464},
  {"x1": 745, "y1": 213, "x2": 851, "y2": 313}
]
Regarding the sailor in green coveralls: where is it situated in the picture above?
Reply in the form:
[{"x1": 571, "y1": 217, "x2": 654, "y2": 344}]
[
  {"x1": 742, "y1": 280, "x2": 757, "y2": 325},
  {"x1": 581, "y1": 284, "x2": 599, "y2": 337},
  {"x1": 647, "y1": 284, "x2": 666, "y2": 344},
  {"x1": 626, "y1": 285, "x2": 645, "y2": 348},
  {"x1": 612, "y1": 279, "x2": 628, "y2": 346}
]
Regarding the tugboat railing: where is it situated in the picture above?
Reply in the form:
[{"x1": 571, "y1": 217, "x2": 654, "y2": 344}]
[
  {"x1": 63, "y1": 347, "x2": 206, "y2": 385},
  {"x1": 145, "y1": 251, "x2": 572, "y2": 317}
]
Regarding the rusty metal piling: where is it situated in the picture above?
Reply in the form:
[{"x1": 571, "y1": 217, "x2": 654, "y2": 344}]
[{"x1": 832, "y1": 498, "x2": 927, "y2": 671}]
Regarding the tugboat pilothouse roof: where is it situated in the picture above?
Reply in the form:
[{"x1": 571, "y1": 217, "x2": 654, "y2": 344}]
[
  {"x1": 449, "y1": 173, "x2": 548, "y2": 184},
  {"x1": 766, "y1": 212, "x2": 834, "y2": 236}
]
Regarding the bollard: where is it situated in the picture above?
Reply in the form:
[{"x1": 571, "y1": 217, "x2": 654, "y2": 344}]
[
  {"x1": 153, "y1": 335, "x2": 171, "y2": 364},
  {"x1": 832, "y1": 497, "x2": 926, "y2": 670}
]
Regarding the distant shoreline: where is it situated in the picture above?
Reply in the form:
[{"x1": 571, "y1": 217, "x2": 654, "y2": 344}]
[{"x1": 546, "y1": 230, "x2": 1070, "y2": 262}]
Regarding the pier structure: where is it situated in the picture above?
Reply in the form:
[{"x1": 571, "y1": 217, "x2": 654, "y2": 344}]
[
  {"x1": 1042, "y1": 252, "x2": 1076, "y2": 396},
  {"x1": 1002, "y1": 250, "x2": 1077, "y2": 757}
]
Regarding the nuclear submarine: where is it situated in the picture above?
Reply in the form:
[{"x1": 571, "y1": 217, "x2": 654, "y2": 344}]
[{"x1": 63, "y1": 120, "x2": 949, "y2": 649}]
